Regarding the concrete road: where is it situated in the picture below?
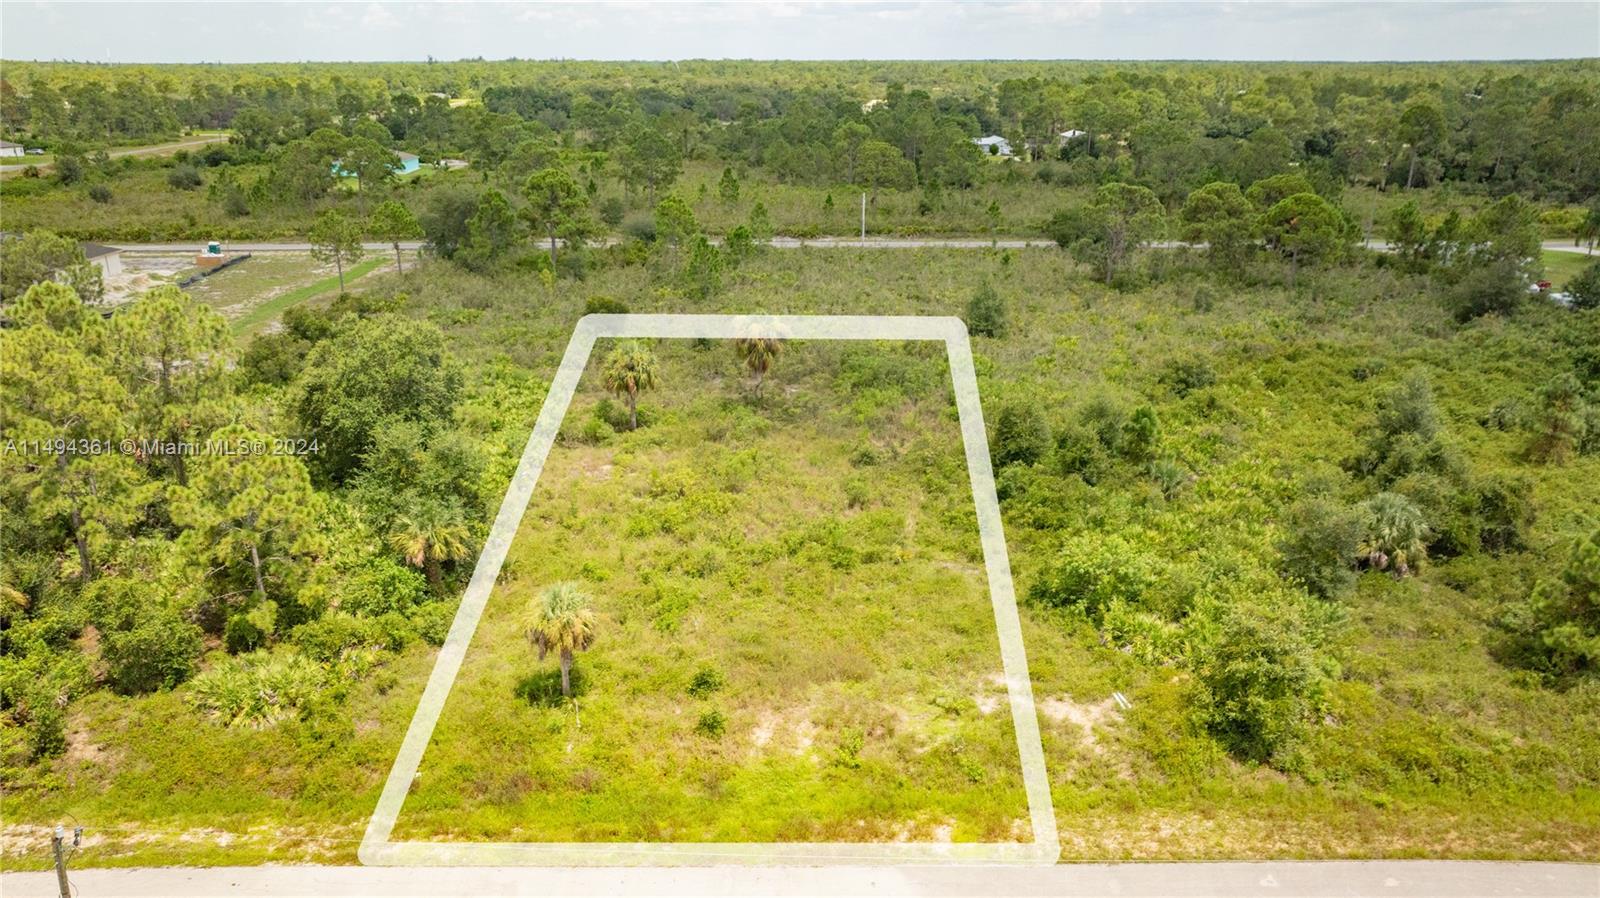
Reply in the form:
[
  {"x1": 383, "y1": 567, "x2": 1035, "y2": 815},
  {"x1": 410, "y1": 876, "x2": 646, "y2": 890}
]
[{"x1": 2, "y1": 862, "x2": 1595, "y2": 898}]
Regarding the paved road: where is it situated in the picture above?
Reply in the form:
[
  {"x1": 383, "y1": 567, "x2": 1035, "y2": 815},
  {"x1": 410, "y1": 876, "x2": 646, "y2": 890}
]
[
  {"x1": 2, "y1": 861, "x2": 1594, "y2": 897},
  {"x1": 108, "y1": 238, "x2": 1599, "y2": 255}
]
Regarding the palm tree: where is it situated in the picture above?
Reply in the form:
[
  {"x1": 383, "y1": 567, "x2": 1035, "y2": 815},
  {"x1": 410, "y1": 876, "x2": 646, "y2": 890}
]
[
  {"x1": 735, "y1": 336, "x2": 783, "y2": 397},
  {"x1": 390, "y1": 503, "x2": 474, "y2": 594},
  {"x1": 1358, "y1": 492, "x2": 1430, "y2": 577},
  {"x1": 526, "y1": 582, "x2": 598, "y2": 698},
  {"x1": 600, "y1": 340, "x2": 657, "y2": 430}
]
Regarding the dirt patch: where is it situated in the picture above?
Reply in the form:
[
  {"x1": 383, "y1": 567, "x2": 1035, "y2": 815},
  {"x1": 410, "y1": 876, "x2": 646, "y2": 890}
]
[{"x1": 1037, "y1": 694, "x2": 1121, "y2": 751}]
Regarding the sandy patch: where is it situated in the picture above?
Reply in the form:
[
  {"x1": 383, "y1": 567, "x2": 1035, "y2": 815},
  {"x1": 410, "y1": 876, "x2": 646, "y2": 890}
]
[{"x1": 1037, "y1": 694, "x2": 1121, "y2": 751}]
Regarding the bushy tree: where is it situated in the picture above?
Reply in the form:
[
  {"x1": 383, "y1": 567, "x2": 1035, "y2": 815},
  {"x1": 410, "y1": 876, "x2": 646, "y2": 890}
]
[
  {"x1": 991, "y1": 402, "x2": 1051, "y2": 468},
  {"x1": 1277, "y1": 497, "x2": 1363, "y2": 600},
  {"x1": 1193, "y1": 598, "x2": 1330, "y2": 765},
  {"x1": 455, "y1": 188, "x2": 521, "y2": 272},
  {"x1": 521, "y1": 167, "x2": 588, "y2": 264},
  {"x1": 1528, "y1": 372, "x2": 1590, "y2": 464},
  {"x1": 170, "y1": 424, "x2": 325, "y2": 610},
  {"x1": 109, "y1": 285, "x2": 233, "y2": 485},
  {"x1": 1179, "y1": 181, "x2": 1254, "y2": 272},
  {"x1": 654, "y1": 194, "x2": 697, "y2": 249},
  {"x1": 1048, "y1": 182, "x2": 1165, "y2": 285},
  {"x1": 1567, "y1": 260, "x2": 1600, "y2": 311},
  {"x1": 293, "y1": 315, "x2": 464, "y2": 482},
  {"x1": 1261, "y1": 193, "x2": 1347, "y2": 286},
  {"x1": 0, "y1": 230, "x2": 103, "y2": 305},
  {"x1": 1504, "y1": 526, "x2": 1600, "y2": 680},
  {"x1": 965, "y1": 281, "x2": 1007, "y2": 338}
]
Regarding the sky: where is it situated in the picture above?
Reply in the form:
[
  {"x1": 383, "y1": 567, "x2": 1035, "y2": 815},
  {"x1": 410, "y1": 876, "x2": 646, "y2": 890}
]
[{"x1": 2, "y1": 1, "x2": 1597, "y2": 64}]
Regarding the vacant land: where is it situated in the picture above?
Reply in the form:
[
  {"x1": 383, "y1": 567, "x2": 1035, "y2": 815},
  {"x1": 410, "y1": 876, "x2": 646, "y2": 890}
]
[
  {"x1": 176, "y1": 252, "x2": 389, "y2": 332},
  {"x1": 394, "y1": 339, "x2": 1030, "y2": 843},
  {"x1": 5, "y1": 245, "x2": 1597, "y2": 870}
]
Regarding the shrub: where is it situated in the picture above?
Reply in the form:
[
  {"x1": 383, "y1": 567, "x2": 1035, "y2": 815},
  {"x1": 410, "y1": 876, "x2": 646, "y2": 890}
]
[
  {"x1": 1077, "y1": 396, "x2": 1127, "y2": 454},
  {"x1": 1473, "y1": 474, "x2": 1536, "y2": 554},
  {"x1": 1566, "y1": 260, "x2": 1600, "y2": 311},
  {"x1": 291, "y1": 612, "x2": 383, "y2": 663},
  {"x1": 1121, "y1": 405, "x2": 1161, "y2": 463},
  {"x1": 1159, "y1": 358, "x2": 1216, "y2": 397},
  {"x1": 1192, "y1": 599, "x2": 1330, "y2": 765},
  {"x1": 687, "y1": 665, "x2": 725, "y2": 698},
  {"x1": 1277, "y1": 497, "x2": 1363, "y2": 599},
  {"x1": 409, "y1": 601, "x2": 457, "y2": 645},
  {"x1": 965, "y1": 282, "x2": 1007, "y2": 338},
  {"x1": 1030, "y1": 533, "x2": 1166, "y2": 620},
  {"x1": 1448, "y1": 258, "x2": 1524, "y2": 321},
  {"x1": 585, "y1": 295, "x2": 630, "y2": 315},
  {"x1": 341, "y1": 558, "x2": 430, "y2": 617},
  {"x1": 101, "y1": 610, "x2": 204, "y2": 695},
  {"x1": 1527, "y1": 372, "x2": 1589, "y2": 464},
  {"x1": 224, "y1": 602, "x2": 277, "y2": 654},
  {"x1": 598, "y1": 196, "x2": 626, "y2": 229},
  {"x1": 1500, "y1": 526, "x2": 1600, "y2": 680},
  {"x1": 87, "y1": 183, "x2": 113, "y2": 204},
  {"x1": 1359, "y1": 492, "x2": 1431, "y2": 576},
  {"x1": 621, "y1": 212, "x2": 656, "y2": 243},
  {"x1": 694, "y1": 708, "x2": 727, "y2": 738},
  {"x1": 1053, "y1": 423, "x2": 1112, "y2": 485},
  {"x1": 991, "y1": 402, "x2": 1051, "y2": 468},
  {"x1": 189, "y1": 652, "x2": 328, "y2": 728},
  {"x1": 167, "y1": 163, "x2": 203, "y2": 190}
]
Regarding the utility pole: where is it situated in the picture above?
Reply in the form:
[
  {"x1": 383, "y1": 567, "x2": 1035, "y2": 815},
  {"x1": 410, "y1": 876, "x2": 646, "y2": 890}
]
[
  {"x1": 860, "y1": 192, "x2": 866, "y2": 240},
  {"x1": 52, "y1": 825, "x2": 71, "y2": 898}
]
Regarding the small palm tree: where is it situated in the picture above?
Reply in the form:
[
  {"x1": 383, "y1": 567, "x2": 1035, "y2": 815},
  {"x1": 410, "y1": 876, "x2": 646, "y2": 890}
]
[
  {"x1": 1359, "y1": 492, "x2": 1430, "y2": 577},
  {"x1": 735, "y1": 336, "x2": 783, "y2": 397},
  {"x1": 526, "y1": 582, "x2": 598, "y2": 698},
  {"x1": 600, "y1": 340, "x2": 658, "y2": 430},
  {"x1": 390, "y1": 503, "x2": 474, "y2": 594}
]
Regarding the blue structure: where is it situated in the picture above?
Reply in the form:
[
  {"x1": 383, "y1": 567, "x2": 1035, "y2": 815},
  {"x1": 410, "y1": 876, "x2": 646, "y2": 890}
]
[{"x1": 333, "y1": 150, "x2": 421, "y2": 178}]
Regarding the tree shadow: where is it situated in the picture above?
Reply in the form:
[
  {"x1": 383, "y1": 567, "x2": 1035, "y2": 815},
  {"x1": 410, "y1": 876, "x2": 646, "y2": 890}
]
[{"x1": 514, "y1": 666, "x2": 589, "y2": 708}]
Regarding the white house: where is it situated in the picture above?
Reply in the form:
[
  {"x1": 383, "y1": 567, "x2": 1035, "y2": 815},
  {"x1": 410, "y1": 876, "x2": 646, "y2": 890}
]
[
  {"x1": 0, "y1": 140, "x2": 23, "y2": 158},
  {"x1": 972, "y1": 135, "x2": 1012, "y2": 157},
  {"x1": 1058, "y1": 129, "x2": 1087, "y2": 146},
  {"x1": 80, "y1": 242, "x2": 124, "y2": 278}
]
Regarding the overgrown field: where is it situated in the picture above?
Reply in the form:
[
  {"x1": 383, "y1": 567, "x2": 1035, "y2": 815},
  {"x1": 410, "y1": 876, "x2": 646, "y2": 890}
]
[
  {"x1": 3, "y1": 246, "x2": 1599, "y2": 868},
  {"x1": 394, "y1": 339, "x2": 1031, "y2": 843}
]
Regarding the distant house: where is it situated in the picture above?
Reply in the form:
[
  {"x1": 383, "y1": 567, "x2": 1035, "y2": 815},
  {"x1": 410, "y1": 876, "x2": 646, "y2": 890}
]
[
  {"x1": 80, "y1": 242, "x2": 124, "y2": 278},
  {"x1": 0, "y1": 140, "x2": 23, "y2": 158},
  {"x1": 972, "y1": 135, "x2": 1013, "y2": 157},
  {"x1": 1058, "y1": 129, "x2": 1087, "y2": 146},
  {"x1": 334, "y1": 149, "x2": 422, "y2": 178}
]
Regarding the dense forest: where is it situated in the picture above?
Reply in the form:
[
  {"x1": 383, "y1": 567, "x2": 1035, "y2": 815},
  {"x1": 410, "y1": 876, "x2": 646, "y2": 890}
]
[{"x1": 2, "y1": 59, "x2": 1599, "y2": 866}]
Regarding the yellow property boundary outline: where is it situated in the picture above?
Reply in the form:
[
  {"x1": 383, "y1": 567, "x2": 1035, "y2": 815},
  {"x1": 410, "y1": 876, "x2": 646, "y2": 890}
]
[{"x1": 360, "y1": 314, "x2": 1060, "y2": 865}]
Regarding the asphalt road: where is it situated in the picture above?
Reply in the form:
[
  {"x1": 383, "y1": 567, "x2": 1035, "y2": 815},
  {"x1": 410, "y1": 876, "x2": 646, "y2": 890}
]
[
  {"x1": 2, "y1": 861, "x2": 1595, "y2": 897},
  {"x1": 107, "y1": 238, "x2": 1599, "y2": 254}
]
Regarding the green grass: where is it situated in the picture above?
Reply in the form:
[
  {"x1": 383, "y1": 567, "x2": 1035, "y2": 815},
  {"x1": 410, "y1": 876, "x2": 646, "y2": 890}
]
[
  {"x1": 5, "y1": 247, "x2": 1599, "y2": 869},
  {"x1": 1541, "y1": 249, "x2": 1596, "y2": 290},
  {"x1": 187, "y1": 254, "x2": 388, "y2": 334},
  {"x1": 391, "y1": 339, "x2": 1031, "y2": 843}
]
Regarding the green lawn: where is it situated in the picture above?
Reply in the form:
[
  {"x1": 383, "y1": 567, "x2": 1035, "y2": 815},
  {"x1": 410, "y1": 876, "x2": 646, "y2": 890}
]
[
  {"x1": 183, "y1": 253, "x2": 390, "y2": 334},
  {"x1": 1542, "y1": 248, "x2": 1596, "y2": 290}
]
